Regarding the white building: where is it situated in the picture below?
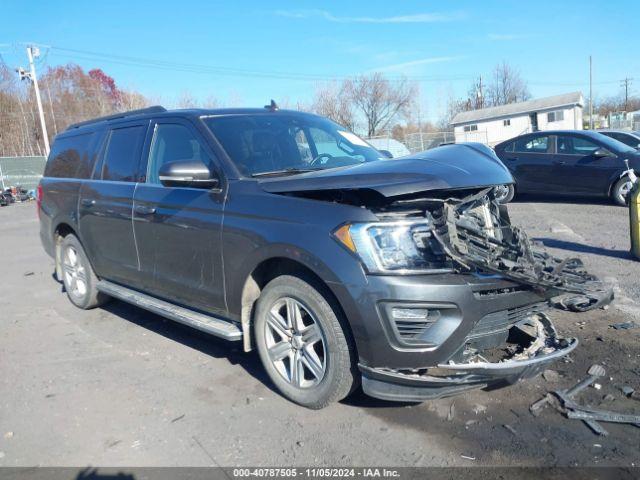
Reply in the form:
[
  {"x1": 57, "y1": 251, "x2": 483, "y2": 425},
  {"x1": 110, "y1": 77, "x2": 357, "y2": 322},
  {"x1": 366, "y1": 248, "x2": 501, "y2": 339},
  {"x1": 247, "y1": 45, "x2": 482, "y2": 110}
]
[{"x1": 450, "y1": 92, "x2": 584, "y2": 146}]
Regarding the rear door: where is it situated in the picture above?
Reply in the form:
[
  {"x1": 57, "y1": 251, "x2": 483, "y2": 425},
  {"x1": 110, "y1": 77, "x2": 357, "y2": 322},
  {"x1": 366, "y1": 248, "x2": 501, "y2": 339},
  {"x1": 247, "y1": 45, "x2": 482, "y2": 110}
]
[
  {"x1": 503, "y1": 134, "x2": 554, "y2": 192},
  {"x1": 132, "y1": 117, "x2": 227, "y2": 316},
  {"x1": 553, "y1": 134, "x2": 622, "y2": 195},
  {"x1": 78, "y1": 122, "x2": 148, "y2": 285}
]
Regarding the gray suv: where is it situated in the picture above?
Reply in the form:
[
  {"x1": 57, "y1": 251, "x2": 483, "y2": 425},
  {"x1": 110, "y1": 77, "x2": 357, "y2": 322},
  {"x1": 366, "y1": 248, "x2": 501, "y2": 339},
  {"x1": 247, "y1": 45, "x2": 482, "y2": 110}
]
[{"x1": 38, "y1": 105, "x2": 610, "y2": 408}]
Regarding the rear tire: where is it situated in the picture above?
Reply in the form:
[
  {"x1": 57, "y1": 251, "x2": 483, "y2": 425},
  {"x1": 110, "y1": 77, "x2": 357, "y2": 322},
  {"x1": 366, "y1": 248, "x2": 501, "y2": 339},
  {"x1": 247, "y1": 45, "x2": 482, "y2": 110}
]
[
  {"x1": 254, "y1": 275, "x2": 357, "y2": 409},
  {"x1": 612, "y1": 176, "x2": 633, "y2": 206},
  {"x1": 60, "y1": 234, "x2": 109, "y2": 309}
]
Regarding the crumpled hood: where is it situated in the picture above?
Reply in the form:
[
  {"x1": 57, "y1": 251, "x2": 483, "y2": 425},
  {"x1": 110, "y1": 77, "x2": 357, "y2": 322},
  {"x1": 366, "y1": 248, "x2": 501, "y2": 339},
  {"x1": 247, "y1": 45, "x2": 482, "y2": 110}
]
[{"x1": 258, "y1": 143, "x2": 514, "y2": 198}]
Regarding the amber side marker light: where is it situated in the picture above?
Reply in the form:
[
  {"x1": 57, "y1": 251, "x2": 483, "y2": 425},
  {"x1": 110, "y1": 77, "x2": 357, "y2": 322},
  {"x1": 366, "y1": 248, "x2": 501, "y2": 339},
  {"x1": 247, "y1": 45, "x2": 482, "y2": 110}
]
[{"x1": 333, "y1": 224, "x2": 357, "y2": 253}]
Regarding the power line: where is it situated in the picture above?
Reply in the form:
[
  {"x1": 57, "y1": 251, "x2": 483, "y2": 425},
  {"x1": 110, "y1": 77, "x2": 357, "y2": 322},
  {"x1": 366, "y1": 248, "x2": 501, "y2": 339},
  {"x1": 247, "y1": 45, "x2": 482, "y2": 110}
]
[{"x1": 3, "y1": 43, "x2": 631, "y2": 89}]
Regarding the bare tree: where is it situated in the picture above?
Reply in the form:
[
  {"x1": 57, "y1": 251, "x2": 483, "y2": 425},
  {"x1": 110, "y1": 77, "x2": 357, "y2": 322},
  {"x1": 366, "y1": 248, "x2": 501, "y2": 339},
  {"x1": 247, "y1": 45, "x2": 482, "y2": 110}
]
[
  {"x1": 486, "y1": 61, "x2": 530, "y2": 107},
  {"x1": 176, "y1": 91, "x2": 199, "y2": 109},
  {"x1": 466, "y1": 76, "x2": 485, "y2": 110},
  {"x1": 346, "y1": 73, "x2": 418, "y2": 137},
  {"x1": 310, "y1": 81, "x2": 356, "y2": 131}
]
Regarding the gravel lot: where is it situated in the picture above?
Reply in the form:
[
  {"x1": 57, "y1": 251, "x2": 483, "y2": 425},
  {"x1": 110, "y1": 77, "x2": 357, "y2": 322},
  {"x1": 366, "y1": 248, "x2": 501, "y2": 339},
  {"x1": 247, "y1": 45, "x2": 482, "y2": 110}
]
[{"x1": 1, "y1": 198, "x2": 639, "y2": 467}]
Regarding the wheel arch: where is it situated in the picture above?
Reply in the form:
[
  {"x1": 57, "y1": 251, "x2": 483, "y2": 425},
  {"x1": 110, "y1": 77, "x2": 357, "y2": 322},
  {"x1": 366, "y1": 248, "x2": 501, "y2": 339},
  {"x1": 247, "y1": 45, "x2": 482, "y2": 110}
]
[
  {"x1": 52, "y1": 222, "x2": 78, "y2": 281},
  {"x1": 608, "y1": 170, "x2": 637, "y2": 197},
  {"x1": 237, "y1": 256, "x2": 355, "y2": 355}
]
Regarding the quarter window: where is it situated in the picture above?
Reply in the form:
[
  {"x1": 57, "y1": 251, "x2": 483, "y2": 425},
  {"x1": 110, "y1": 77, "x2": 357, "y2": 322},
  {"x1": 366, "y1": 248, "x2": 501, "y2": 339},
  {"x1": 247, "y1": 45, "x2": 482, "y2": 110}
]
[
  {"x1": 147, "y1": 124, "x2": 212, "y2": 185},
  {"x1": 45, "y1": 132, "x2": 96, "y2": 179},
  {"x1": 101, "y1": 126, "x2": 146, "y2": 182}
]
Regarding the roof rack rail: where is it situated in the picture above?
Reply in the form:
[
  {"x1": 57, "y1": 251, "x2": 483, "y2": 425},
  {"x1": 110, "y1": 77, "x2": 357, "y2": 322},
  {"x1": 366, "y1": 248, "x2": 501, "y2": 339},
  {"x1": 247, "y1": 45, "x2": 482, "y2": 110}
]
[{"x1": 67, "y1": 106, "x2": 167, "y2": 130}]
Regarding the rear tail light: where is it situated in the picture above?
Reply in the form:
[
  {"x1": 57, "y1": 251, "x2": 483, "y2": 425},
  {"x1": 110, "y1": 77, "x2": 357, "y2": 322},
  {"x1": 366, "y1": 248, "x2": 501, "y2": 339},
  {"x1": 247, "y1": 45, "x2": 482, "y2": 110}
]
[{"x1": 36, "y1": 183, "x2": 43, "y2": 218}]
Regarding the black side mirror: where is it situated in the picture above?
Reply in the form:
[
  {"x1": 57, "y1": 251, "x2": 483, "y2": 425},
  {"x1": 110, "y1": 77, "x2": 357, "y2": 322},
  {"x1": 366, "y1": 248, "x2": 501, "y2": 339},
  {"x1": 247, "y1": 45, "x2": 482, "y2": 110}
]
[
  {"x1": 379, "y1": 149, "x2": 394, "y2": 159},
  {"x1": 158, "y1": 160, "x2": 220, "y2": 189},
  {"x1": 593, "y1": 148, "x2": 612, "y2": 158}
]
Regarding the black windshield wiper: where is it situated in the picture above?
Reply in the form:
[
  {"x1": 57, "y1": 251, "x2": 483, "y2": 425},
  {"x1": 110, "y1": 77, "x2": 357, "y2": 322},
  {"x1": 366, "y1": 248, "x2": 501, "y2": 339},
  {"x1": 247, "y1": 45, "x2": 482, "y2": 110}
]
[{"x1": 251, "y1": 168, "x2": 322, "y2": 178}]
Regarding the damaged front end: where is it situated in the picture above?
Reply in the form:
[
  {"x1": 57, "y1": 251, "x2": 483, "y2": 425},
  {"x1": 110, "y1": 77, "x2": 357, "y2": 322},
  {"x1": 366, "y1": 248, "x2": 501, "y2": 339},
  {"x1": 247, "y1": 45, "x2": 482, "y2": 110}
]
[
  {"x1": 429, "y1": 187, "x2": 614, "y2": 312},
  {"x1": 360, "y1": 187, "x2": 611, "y2": 402},
  {"x1": 362, "y1": 312, "x2": 577, "y2": 401}
]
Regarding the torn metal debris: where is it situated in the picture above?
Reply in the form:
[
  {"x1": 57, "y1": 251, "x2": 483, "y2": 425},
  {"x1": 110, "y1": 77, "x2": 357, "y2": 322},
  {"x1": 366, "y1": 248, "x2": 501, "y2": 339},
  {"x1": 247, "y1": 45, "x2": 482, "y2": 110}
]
[
  {"x1": 530, "y1": 365, "x2": 640, "y2": 436},
  {"x1": 611, "y1": 321, "x2": 638, "y2": 330},
  {"x1": 430, "y1": 188, "x2": 614, "y2": 312}
]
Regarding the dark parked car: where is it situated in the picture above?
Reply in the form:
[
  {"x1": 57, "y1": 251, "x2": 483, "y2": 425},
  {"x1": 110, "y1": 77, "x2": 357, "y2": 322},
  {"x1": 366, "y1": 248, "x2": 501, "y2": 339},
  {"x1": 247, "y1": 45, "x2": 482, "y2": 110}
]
[
  {"x1": 38, "y1": 106, "x2": 606, "y2": 408},
  {"x1": 598, "y1": 129, "x2": 640, "y2": 150},
  {"x1": 494, "y1": 130, "x2": 640, "y2": 205}
]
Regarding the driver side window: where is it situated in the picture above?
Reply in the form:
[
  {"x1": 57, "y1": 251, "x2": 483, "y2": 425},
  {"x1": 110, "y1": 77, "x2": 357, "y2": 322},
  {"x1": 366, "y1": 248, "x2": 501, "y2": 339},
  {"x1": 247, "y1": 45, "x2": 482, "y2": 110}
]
[
  {"x1": 557, "y1": 136, "x2": 599, "y2": 155},
  {"x1": 147, "y1": 123, "x2": 211, "y2": 184},
  {"x1": 308, "y1": 127, "x2": 365, "y2": 163}
]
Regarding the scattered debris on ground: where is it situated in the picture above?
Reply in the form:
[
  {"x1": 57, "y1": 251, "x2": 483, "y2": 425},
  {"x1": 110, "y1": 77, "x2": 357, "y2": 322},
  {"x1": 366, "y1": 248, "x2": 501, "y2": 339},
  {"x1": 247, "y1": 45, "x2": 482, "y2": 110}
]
[
  {"x1": 610, "y1": 320, "x2": 638, "y2": 330},
  {"x1": 447, "y1": 402, "x2": 456, "y2": 421},
  {"x1": 530, "y1": 364, "x2": 640, "y2": 436},
  {"x1": 543, "y1": 369, "x2": 560, "y2": 382},
  {"x1": 503, "y1": 424, "x2": 517, "y2": 435},
  {"x1": 472, "y1": 404, "x2": 487, "y2": 415}
]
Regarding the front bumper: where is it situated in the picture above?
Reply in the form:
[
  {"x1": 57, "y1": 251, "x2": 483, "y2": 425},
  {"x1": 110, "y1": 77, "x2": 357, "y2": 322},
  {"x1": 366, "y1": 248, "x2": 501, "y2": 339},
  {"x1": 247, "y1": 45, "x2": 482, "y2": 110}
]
[
  {"x1": 360, "y1": 313, "x2": 577, "y2": 402},
  {"x1": 332, "y1": 272, "x2": 553, "y2": 370}
]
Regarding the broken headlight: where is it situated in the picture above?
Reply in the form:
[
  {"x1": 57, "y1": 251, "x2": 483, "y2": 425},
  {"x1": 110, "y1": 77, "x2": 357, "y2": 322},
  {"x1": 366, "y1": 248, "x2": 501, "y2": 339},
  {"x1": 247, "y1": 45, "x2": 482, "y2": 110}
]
[{"x1": 333, "y1": 221, "x2": 453, "y2": 274}]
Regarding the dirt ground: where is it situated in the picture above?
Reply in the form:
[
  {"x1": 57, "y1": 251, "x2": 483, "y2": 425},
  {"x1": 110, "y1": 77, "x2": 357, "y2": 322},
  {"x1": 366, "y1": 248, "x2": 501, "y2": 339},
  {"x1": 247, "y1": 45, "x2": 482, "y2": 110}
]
[{"x1": 0, "y1": 198, "x2": 639, "y2": 468}]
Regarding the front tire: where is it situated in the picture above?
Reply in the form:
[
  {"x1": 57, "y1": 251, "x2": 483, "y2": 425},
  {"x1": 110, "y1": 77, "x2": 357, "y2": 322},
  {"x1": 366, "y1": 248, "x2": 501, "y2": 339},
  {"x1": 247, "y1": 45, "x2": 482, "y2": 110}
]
[
  {"x1": 612, "y1": 176, "x2": 633, "y2": 206},
  {"x1": 60, "y1": 234, "x2": 109, "y2": 309},
  {"x1": 254, "y1": 275, "x2": 357, "y2": 409},
  {"x1": 494, "y1": 184, "x2": 515, "y2": 204}
]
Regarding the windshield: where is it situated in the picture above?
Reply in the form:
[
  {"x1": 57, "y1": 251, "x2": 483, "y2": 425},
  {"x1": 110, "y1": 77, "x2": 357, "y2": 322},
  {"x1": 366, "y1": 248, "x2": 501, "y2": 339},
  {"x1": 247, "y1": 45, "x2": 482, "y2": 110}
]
[
  {"x1": 203, "y1": 114, "x2": 385, "y2": 176},
  {"x1": 592, "y1": 132, "x2": 637, "y2": 154}
]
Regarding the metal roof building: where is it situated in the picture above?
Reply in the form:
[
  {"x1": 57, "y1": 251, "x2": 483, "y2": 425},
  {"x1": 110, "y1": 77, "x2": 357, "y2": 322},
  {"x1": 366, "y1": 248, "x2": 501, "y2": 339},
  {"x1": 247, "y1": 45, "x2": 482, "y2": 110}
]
[{"x1": 450, "y1": 92, "x2": 584, "y2": 146}]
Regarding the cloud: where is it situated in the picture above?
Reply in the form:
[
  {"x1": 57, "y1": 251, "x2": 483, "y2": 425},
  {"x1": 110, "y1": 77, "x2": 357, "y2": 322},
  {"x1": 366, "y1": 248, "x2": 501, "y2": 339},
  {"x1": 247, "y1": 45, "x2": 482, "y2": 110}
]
[
  {"x1": 373, "y1": 56, "x2": 465, "y2": 73},
  {"x1": 487, "y1": 33, "x2": 533, "y2": 41},
  {"x1": 275, "y1": 9, "x2": 465, "y2": 24}
]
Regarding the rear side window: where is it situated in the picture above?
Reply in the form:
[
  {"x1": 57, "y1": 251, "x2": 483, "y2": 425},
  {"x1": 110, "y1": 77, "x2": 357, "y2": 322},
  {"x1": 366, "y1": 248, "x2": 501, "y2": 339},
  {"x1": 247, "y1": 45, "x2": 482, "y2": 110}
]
[
  {"x1": 45, "y1": 132, "x2": 96, "y2": 179},
  {"x1": 514, "y1": 136, "x2": 549, "y2": 153},
  {"x1": 101, "y1": 126, "x2": 146, "y2": 182}
]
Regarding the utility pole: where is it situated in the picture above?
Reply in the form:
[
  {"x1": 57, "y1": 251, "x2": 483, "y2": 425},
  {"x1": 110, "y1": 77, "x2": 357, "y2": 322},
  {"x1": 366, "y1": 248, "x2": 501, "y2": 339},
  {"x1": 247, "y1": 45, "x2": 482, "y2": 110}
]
[
  {"x1": 477, "y1": 75, "x2": 484, "y2": 109},
  {"x1": 17, "y1": 46, "x2": 50, "y2": 156},
  {"x1": 589, "y1": 56, "x2": 593, "y2": 130},
  {"x1": 621, "y1": 77, "x2": 633, "y2": 111}
]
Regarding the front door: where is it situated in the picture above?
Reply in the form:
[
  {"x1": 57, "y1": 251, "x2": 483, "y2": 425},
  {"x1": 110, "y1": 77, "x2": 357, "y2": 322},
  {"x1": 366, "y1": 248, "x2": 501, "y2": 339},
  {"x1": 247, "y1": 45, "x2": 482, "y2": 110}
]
[
  {"x1": 133, "y1": 118, "x2": 227, "y2": 316},
  {"x1": 553, "y1": 134, "x2": 622, "y2": 194}
]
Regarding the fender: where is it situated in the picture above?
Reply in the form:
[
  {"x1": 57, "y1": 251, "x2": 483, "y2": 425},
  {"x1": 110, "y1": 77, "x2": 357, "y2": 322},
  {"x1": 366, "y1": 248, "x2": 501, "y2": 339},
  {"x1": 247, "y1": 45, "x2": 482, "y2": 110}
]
[{"x1": 225, "y1": 240, "x2": 364, "y2": 318}]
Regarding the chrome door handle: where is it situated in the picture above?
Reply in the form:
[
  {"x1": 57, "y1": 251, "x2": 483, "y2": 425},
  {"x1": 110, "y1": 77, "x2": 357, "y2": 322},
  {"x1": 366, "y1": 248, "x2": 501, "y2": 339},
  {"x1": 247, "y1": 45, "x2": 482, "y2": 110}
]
[
  {"x1": 134, "y1": 205, "x2": 156, "y2": 215},
  {"x1": 80, "y1": 198, "x2": 95, "y2": 207}
]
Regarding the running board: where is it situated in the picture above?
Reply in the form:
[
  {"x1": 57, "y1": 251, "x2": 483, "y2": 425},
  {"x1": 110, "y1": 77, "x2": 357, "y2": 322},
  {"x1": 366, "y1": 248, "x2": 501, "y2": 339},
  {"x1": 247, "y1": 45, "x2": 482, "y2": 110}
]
[{"x1": 96, "y1": 280, "x2": 242, "y2": 341}]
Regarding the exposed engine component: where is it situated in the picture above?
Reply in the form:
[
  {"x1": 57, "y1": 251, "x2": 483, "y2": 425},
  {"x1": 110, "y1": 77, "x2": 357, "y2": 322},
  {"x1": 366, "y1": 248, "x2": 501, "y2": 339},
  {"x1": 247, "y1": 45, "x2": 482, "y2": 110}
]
[{"x1": 428, "y1": 188, "x2": 614, "y2": 312}]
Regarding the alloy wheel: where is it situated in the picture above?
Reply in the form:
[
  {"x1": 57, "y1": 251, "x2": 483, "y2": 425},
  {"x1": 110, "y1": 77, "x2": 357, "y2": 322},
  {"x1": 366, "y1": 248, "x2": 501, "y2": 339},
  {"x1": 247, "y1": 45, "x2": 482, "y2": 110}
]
[
  {"x1": 618, "y1": 180, "x2": 633, "y2": 203},
  {"x1": 494, "y1": 184, "x2": 510, "y2": 202},
  {"x1": 264, "y1": 297, "x2": 327, "y2": 388},
  {"x1": 62, "y1": 246, "x2": 87, "y2": 298}
]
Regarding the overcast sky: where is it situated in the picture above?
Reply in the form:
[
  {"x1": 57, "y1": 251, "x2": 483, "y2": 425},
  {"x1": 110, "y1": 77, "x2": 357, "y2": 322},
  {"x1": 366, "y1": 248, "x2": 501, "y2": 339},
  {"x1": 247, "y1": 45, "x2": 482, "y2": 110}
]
[{"x1": 2, "y1": 0, "x2": 638, "y2": 121}]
